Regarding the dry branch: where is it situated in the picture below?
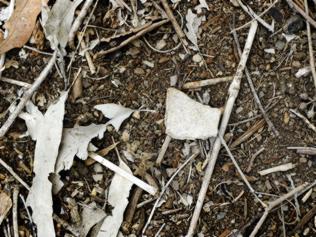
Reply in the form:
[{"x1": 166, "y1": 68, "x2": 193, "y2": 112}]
[
  {"x1": 187, "y1": 21, "x2": 258, "y2": 237},
  {"x1": 0, "y1": 51, "x2": 57, "y2": 137},
  {"x1": 94, "y1": 19, "x2": 169, "y2": 58}
]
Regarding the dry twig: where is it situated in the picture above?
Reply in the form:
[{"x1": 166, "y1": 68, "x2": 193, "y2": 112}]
[
  {"x1": 160, "y1": 0, "x2": 188, "y2": 52},
  {"x1": 0, "y1": 52, "x2": 57, "y2": 137},
  {"x1": 304, "y1": 0, "x2": 316, "y2": 89},
  {"x1": 12, "y1": 187, "x2": 19, "y2": 237},
  {"x1": 290, "y1": 109, "x2": 316, "y2": 132},
  {"x1": 68, "y1": 0, "x2": 94, "y2": 48},
  {"x1": 94, "y1": 19, "x2": 169, "y2": 58},
  {"x1": 187, "y1": 21, "x2": 258, "y2": 237},
  {"x1": 182, "y1": 76, "x2": 233, "y2": 89},
  {"x1": 250, "y1": 183, "x2": 307, "y2": 237},
  {"x1": 156, "y1": 135, "x2": 172, "y2": 165},
  {"x1": 232, "y1": 28, "x2": 279, "y2": 136},
  {"x1": 0, "y1": 158, "x2": 30, "y2": 191},
  {"x1": 143, "y1": 152, "x2": 199, "y2": 235}
]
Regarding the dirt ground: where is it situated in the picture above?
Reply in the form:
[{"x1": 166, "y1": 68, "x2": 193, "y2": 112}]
[{"x1": 0, "y1": 0, "x2": 316, "y2": 236}]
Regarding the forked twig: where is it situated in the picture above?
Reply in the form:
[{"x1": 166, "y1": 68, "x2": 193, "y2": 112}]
[
  {"x1": 290, "y1": 109, "x2": 316, "y2": 132},
  {"x1": 250, "y1": 183, "x2": 307, "y2": 237},
  {"x1": 143, "y1": 152, "x2": 199, "y2": 235},
  {"x1": 232, "y1": 28, "x2": 279, "y2": 136},
  {"x1": 0, "y1": 52, "x2": 57, "y2": 137},
  {"x1": 187, "y1": 21, "x2": 258, "y2": 236}
]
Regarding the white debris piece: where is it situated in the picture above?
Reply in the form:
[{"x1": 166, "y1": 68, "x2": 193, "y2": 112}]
[
  {"x1": 26, "y1": 92, "x2": 68, "y2": 237},
  {"x1": 80, "y1": 202, "x2": 106, "y2": 237},
  {"x1": 165, "y1": 88, "x2": 221, "y2": 140},
  {"x1": 185, "y1": 9, "x2": 202, "y2": 49},
  {"x1": 264, "y1": 48, "x2": 275, "y2": 54},
  {"x1": 42, "y1": 0, "x2": 83, "y2": 49},
  {"x1": 258, "y1": 163, "x2": 295, "y2": 176},
  {"x1": 97, "y1": 159, "x2": 133, "y2": 237},
  {"x1": 55, "y1": 124, "x2": 107, "y2": 173},
  {"x1": 295, "y1": 66, "x2": 311, "y2": 78},
  {"x1": 94, "y1": 104, "x2": 135, "y2": 131},
  {"x1": 195, "y1": 0, "x2": 209, "y2": 14}
]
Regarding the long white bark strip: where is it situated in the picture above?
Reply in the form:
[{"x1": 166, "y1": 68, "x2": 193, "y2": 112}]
[
  {"x1": 89, "y1": 152, "x2": 157, "y2": 195},
  {"x1": 186, "y1": 21, "x2": 258, "y2": 237}
]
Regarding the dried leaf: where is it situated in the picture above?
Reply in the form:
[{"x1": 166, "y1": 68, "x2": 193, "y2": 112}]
[
  {"x1": 26, "y1": 92, "x2": 68, "y2": 237},
  {"x1": 55, "y1": 124, "x2": 107, "y2": 173},
  {"x1": 0, "y1": 0, "x2": 43, "y2": 54},
  {"x1": 165, "y1": 88, "x2": 221, "y2": 140},
  {"x1": 43, "y1": 0, "x2": 83, "y2": 49},
  {"x1": 97, "y1": 159, "x2": 133, "y2": 237},
  {"x1": 79, "y1": 202, "x2": 106, "y2": 237},
  {"x1": 94, "y1": 104, "x2": 135, "y2": 131},
  {"x1": 0, "y1": 191, "x2": 12, "y2": 225},
  {"x1": 184, "y1": 9, "x2": 202, "y2": 49}
]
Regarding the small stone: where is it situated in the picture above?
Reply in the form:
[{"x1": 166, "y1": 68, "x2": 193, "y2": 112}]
[
  {"x1": 121, "y1": 130, "x2": 130, "y2": 142},
  {"x1": 143, "y1": 60, "x2": 154, "y2": 68},
  {"x1": 275, "y1": 41, "x2": 285, "y2": 50},
  {"x1": 299, "y1": 157, "x2": 307, "y2": 163},
  {"x1": 230, "y1": 0, "x2": 239, "y2": 7},
  {"x1": 303, "y1": 227, "x2": 310, "y2": 236},
  {"x1": 159, "y1": 56, "x2": 169, "y2": 63},
  {"x1": 134, "y1": 67, "x2": 145, "y2": 75},
  {"x1": 236, "y1": 106, "x2": 243, "y2": 114},
  {"x1": 284, "y1": 15, "x2": 304, "y2": 34},
  {"x1": 170, "y1": 75, "x2": 178, "y2": 86},
  {"x1": 156, "y1": 39, "x2": 166, "y2": 50},
  {"x1": 93, "y1": 163, "x2": 103, "y2": 173},
  {"x1": 283, "y1": 111, "x2": 290, "y2": 124},
  {"x1": 292, "y1": 61, "x2": 301, "y2": 68},
  {"x1": 192, "y1": 54, "x2": 202, "y2": 63},
  {"x1": 92, "y1": 174, "x2": 103, "y2": 182},
  {"x1": 132, "y1": 111, "x2": 140, "y2": 119}
]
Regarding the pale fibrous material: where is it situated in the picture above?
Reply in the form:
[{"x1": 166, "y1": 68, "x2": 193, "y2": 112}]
[
  {"x1": 25, "y1": 92, "x2": 68, "y2": 237},
  {"x1": 184, "y1": 9, "x2": 202, "y2": 48},
  {"x1": 165, "y1": 88, "x2": 221, "y2": 140}
]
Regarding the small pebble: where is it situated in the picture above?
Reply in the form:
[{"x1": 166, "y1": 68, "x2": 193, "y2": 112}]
[
  {"x1": 170, "y1": 75, "x2": 178, "y2": 86},
  {"x1": 275, "y1": 41, "x2": 285, "y2": 50},
  {"x1": 134, "y1": 67, "x2": 145, "y2": 75},
  {"x1": 299, "y1": 157, "x2": 307, "y2": 163},
  {"x1": 192, "y1": 53, "x2": 203, "y2": 63},
  {"x1": 156, "y1": 39, "x2": 166, "y2": 50}
]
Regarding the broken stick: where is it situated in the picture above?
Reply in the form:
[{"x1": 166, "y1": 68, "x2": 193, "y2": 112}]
[
  {"x1": 0, "y1": 52, "x2": 57, "y2": 137},
  {"x1": 182, "y1": 76, "x2": 233, "y2": 89},
  {"x1": 187, "y1": 21, "x2": 258, "y2": 237}
]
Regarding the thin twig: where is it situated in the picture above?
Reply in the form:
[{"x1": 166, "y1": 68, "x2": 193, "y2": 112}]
[
  {"x1": 142, "y1": 152, "x2": 199, "y2": 235},
  {"x1": 187, "y1": 21, "x2": 258, "y2": 237},
  {"x1": 182, "y1": 76, "x2": 233, "y2": 89},
  {"x1": 219, "y1": 135, "x2": 267, "y2": 208},
  {"x1": 89, "y1": 152, "x2": 157, "y2": 195},
  {"x1": 0, "y1": 52, "x2": 57, "y2": 137},
  {"x1": 160, "y1": 0, "x2": 188, "y2": 52},
  {"x1": 290, "y1": 109, "x2": 316, "y2": 132},
  {"x1": 232, "y1": 28, "x2": 279, "y2": 136},
  {"x1": 0, "y1": 158, "x2": 30, "y2": 191},
  {"x1": 156, "y1": 135, "x2": 172, "y2": 166},
  {"x1": 94, "y1": 19, "x2": 169, "y2": 58},
  {"x1": 237, "y1": 0, "x2": 274, "y2": 32},
  {"x1": 304, "y1": 0, "x2": 316, "y2": 90},
  {"x1": 12, "y1": 186, "x2": 19, "y2": 237},
  {"x1": 123, "y1": 187, "x2": 143, "y2": 233},
  {"x1": 250, "y1": 183, "x2": 307, "y2": 237},
  {"x1": 68, "y1": 0, "x2": 94, "y2": 48},
  {"x1": 286, "y1": 0, "x2": 316, "y2": 28},
  {"x1": 0, "y1": 77, "x2": 31, "y2": 88}
]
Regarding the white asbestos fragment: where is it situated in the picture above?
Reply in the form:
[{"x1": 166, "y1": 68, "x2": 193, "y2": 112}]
[
  {"x1": 94, "y1": 104, "x2": 135, "y2": 131},
  {"x1": 258, "y1": 163, "x2": 295, "y2": 176},
  {"x1": 97, "y1": 159, "x2": 133, "y2": 237},
  {"x1": 26, "y1": 92, "x2": 68, "y2": 237},
  {"x1": 165, "y1": 88, "x2": 221, "y2": 140},
  {"x1": 264, "y1": 48, "x2": 275, "y2": 54}
]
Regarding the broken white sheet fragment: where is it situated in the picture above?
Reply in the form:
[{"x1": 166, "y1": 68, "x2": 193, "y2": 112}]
[
  {"x1": 97, "y1": 159, "x2": 133, "y2": 237},
  {"x1": 94, "y1": 103, "x2": 135, "y2": 131},
  {"x1": 165, "y1": 88, "x2": 221, "y2": 140},
  {"x1": 25, "y1": 92, "x2": 68, "y2": 237}
]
